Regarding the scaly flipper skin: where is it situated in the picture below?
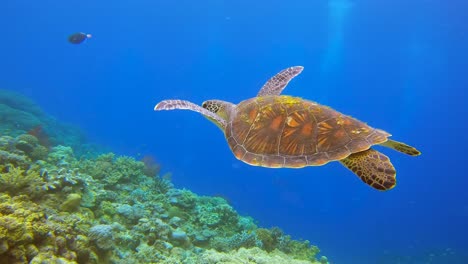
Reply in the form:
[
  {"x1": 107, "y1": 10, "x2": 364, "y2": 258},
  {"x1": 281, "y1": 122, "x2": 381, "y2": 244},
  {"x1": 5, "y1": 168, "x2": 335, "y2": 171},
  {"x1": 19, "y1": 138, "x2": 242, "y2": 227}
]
[
  {"x1": 154, "y1": 99, "x2": 227, "y2": 129},
  {"x1": 257, "y1": 66, "x2": 304, "y2": 97},
  {"x1": 380, "y1": 139, "x2": 421, "y2": 156},
  {"x1": 340, "y1": 148, "x2": 396, "y2": 191}
]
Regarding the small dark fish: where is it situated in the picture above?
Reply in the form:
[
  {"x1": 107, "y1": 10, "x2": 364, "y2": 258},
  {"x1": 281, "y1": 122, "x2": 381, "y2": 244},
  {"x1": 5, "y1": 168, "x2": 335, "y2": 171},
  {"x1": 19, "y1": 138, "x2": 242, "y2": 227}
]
[{"x1": 68, "y1": 32, "x2": 92, "y2": 44}]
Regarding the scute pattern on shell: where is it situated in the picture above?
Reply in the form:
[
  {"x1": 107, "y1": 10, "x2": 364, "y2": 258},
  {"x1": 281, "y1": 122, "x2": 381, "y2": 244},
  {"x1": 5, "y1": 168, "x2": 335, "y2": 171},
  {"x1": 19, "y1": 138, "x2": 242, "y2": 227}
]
[{"x1": 225, "y1": 95, "x2": 390, "y2": 168}]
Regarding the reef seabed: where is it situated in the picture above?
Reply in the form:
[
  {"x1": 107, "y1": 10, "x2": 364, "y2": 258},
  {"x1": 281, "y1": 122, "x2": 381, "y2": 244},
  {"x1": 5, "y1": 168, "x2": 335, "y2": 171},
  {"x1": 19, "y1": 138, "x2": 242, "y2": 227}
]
[{"x1": 0, "y1": 89, "x2": 328, "y2": 264}]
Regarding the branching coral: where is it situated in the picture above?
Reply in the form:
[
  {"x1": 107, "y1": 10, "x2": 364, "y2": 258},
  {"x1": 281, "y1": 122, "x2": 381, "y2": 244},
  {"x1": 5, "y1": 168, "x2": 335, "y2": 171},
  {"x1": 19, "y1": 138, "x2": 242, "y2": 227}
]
[
  {"x1": 79, "y1": 153, "x2": 146, "y2": 185},
  {"x1": 168, "y1": 189, "x2": 196, "y2": 209},
  {"x1": 278, "y1": 235, "x2": 320, "y2": 261},
  {"x1": 256, "y1": 228, "x2": 277, "y2": 252},
  {"x1": 210, "y1": 231, "x2": 260, "y2": 252},
  {"x1": 194, "y1": 197, "x2": 239, "y2": 229},
  {"x1": 0, "y1": 165, "x2": 45, "y2": 196},
  {"x1": 153, "y1": 173, "x2": 173, "y2": 194},
  {"x1": 200, "y1": 247, "x2": 320, "y2": 264},
  {"x1": 40, "y1": 166, "x2": 87, "y2": 191},
  {"x1": 0, "y1": 150, "x2": 29, "y2": 169},
  {"x1": 47, "y1": 145, "x2": 75, "y2": 166}
]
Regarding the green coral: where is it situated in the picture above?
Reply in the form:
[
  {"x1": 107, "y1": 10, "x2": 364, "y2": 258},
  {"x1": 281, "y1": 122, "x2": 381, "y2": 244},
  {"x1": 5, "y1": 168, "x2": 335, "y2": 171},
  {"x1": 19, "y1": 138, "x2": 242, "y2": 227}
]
[
  {"x1": 0, "y1": 165, "x2": 45, "y2": 197},
  {"x1": 60, "y1": 193, "x2": 82, "y2": 212},
  {"x1": 0, "y1": 135, "x2": 48, "y2": 169},
  {"x1": 170, "y1": 189, "x2": 196, "y2": 209},
  {"x1": 79, "y1": 153, "x2": 146, "y2": 185},
  {"x1": 0, "y1": 150, "x2": 29, "y2": 170},
  {"x1": 167, "y1": 206, "x2": 190, "y2": 220},
  {"x1": 15, "y1": 134, "x2": 38, "y2": 154},
  {"x1": 0, "y1": 194, "x2": 95, "y2": 263},
  {"x1": 113, "y1": 156, "x2": 145, "y2": 182},
  {"x1": 14, "y1": 134, "x2": 49, "y2": 161},
  {"x1": 256, "y1": 228, "x2": 277, "y2": 252},
  {"x1": 200, "y1": 247, "x2": 321, "y2": 264},
  {"x1": 99, "y1": 201, "x2": 117, "y2": 216},
  {"x1": 196, "y1": 197, "x2": 239, "y2": 228},
  {"x1": 278, "y1": 235, "x2": 321, "y2": 261},
  {"x1": 210, "y1": 231, "x2": 259, "y2": 252},
  {"x1": 0, "y1": 143, "x2": 327, "y2": 264},
  {"x1": 16, "y1": 134, "x2": 39, "y2": 146},
  {"x1": 153, "y1": 173, "x2": 173, "y2": 194},
  {"x1": 47, "y1": 145, "x2": 74, "y2": 165},
  {"x1": 29, "y1": 145, "x2": 48, "y2": 161}
]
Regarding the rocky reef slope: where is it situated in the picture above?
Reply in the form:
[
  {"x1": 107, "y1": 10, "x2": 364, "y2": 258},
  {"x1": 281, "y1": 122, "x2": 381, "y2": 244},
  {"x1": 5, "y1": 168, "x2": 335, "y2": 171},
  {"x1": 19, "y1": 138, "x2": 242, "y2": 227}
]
[{"x1": 0, "y1": 89, "x2": 329, "y2": 264}]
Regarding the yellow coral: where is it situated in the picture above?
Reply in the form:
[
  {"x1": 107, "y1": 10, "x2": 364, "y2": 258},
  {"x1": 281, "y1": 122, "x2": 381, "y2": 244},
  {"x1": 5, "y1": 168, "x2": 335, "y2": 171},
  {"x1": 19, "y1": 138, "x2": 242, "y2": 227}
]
[
  {"x1": 0, "y1": 165, "x2": 44, "y2": 195},
  {"x1": 0, "y1": 194, "x2": 47, "y2": 262},
  {"x1": 0, "y1": 194, "x2": 95, "y2": 263}
]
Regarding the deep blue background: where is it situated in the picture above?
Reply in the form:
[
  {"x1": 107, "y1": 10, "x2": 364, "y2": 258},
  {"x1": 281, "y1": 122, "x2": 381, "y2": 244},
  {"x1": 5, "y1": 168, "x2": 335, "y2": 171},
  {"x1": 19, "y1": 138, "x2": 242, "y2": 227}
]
[{"x1": 2, "y1": 0, "x2": 467, "y2": 263}]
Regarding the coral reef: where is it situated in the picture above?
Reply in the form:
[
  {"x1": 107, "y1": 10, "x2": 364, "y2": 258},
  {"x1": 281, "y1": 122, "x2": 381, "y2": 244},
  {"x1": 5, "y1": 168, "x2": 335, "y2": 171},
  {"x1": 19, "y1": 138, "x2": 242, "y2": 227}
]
[
  {"x1": 0, "y1": 134, "x2": 328, "y2": 263},
  {"x1": 0, "y1": 165, "x2": 45, "y2": 198},
  {"x1": 200, "y1": 247, "x2": 321, "y2": 264},
  {"x1": 0, "y1": 194, "x2": 96, "y2": 263},
  {"x1": 0, "y1": 89, "x2": 103, "y2": 156},
  {"x1": 0, "y1": 91, "x2": 329, "y2": 263}
]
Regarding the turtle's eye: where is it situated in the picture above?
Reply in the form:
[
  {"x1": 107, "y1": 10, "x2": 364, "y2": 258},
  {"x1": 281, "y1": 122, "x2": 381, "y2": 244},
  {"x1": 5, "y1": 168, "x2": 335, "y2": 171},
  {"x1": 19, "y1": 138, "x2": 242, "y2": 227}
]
[{"x1": 202, "y1": 103, "x2": 207, "y2": 108}]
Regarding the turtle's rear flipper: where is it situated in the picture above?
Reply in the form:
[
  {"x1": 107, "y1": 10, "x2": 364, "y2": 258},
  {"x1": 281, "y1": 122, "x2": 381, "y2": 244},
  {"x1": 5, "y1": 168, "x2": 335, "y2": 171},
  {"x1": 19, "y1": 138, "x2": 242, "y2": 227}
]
[
  {"x1": 380, "y1": 139, "x2": 421, "y2": 156},
  {"x1": 340, "y1": 149, "x2": 396, "y2": 191}
]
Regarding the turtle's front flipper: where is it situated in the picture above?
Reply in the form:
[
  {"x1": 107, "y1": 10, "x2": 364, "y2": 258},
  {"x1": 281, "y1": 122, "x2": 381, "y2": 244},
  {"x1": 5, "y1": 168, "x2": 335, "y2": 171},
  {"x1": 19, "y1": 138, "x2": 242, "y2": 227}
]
[
  {"x1": 155, "y1": 99, "x2": 227, "y2": 129},
  {"x1": 257, "y1": 66, "x2": 304, "y2": 97},
  {"x1": 380, "y1": 139, "x2": 421, "y2": 156},
  {"x1": 340, "y1": 149, "x2": 396, "y2": 191}
]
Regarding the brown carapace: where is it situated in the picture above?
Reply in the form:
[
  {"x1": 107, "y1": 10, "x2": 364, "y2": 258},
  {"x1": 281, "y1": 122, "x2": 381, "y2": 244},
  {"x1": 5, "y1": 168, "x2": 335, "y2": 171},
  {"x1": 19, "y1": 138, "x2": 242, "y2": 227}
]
[{"x1": 154, "y1": 66, "x2": 421, "y2": 191}]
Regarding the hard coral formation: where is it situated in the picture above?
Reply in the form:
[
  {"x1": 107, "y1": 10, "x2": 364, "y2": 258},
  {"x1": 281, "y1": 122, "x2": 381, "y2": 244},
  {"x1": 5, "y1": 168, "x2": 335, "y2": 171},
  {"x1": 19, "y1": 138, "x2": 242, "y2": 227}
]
[
  {"x1": 0, "y1": 136, "x2": 31, "y2": 169},
  {"x1": 0, "y1": 165, "x2": 45, "y2": 197},
  {"x1": 0, "y1": 139, "x2": 328, "y2": 263},
  {"x1": 79, "y1": 153, "x2": 147, "y2": 185},
  {"x1": 60, "y1": 193, "x2": 82, "y2": 212},
  {"x1": 15, "y1": 134, "x2": 48, "y2": 162},
  {"x1": 0, "y1": 194, "x2": 94, "y2": 263},
  {"x1": 89, "y1": 224, "x2": 114, "y2": 250},
  {"x1": 200, "y1": 247, "x2": 321, "y2": 264},
  {"x1": 0, "y1": 91, "x2": 329, "y2": 263}
]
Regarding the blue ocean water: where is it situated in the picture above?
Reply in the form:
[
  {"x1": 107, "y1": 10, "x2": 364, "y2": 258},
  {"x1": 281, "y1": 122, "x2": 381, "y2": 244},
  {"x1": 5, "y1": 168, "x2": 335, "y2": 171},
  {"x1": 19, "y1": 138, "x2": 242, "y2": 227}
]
[{"x1": 2, "y1": 0, "x2": 467, "y2": 263}]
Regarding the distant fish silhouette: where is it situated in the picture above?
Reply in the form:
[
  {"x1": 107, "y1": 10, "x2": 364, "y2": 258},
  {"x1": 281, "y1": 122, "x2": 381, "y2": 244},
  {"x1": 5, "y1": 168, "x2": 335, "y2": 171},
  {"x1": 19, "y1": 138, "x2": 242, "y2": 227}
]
[{"x1": 68, "y1": 32, "x2": 92, "y2": 44}]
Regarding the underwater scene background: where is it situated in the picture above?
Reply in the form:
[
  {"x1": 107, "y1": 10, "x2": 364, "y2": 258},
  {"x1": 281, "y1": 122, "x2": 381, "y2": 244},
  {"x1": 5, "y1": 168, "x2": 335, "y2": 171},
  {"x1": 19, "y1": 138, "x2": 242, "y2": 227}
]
[{"x1": 1, "y1": 0, "x2": 467, "y2": 263}]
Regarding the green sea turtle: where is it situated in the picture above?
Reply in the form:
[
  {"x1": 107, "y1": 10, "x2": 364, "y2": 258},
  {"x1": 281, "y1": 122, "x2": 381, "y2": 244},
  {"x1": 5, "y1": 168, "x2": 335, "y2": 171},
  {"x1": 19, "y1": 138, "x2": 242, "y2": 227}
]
[{"x1": 154, "y1": 66, "x2": 421, "y2": 191}]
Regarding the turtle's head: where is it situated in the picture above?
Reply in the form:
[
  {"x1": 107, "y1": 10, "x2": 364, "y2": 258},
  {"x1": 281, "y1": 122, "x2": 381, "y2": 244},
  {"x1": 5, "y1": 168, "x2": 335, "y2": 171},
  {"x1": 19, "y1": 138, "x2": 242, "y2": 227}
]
[{"x1": 201, "y1": 100, "x2": 235, "y2": 130}]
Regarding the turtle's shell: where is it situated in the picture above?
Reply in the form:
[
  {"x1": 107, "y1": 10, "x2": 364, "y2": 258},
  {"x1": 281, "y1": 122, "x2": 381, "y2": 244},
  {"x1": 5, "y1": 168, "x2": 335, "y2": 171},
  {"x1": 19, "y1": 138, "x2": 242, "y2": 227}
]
[{"x1": 225, "y1": 95, "x2": 390, "y2": 168}]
